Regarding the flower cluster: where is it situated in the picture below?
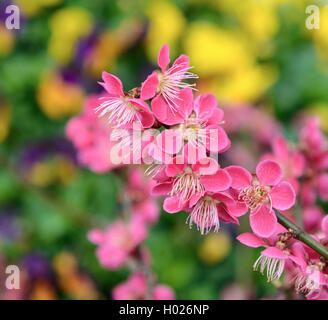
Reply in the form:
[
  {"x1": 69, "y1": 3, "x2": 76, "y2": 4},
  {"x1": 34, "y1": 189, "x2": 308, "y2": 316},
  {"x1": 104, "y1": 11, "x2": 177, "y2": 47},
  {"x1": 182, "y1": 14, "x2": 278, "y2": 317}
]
[{"x1": 65, "y1": 44, "x2": 328, "y2": 300}]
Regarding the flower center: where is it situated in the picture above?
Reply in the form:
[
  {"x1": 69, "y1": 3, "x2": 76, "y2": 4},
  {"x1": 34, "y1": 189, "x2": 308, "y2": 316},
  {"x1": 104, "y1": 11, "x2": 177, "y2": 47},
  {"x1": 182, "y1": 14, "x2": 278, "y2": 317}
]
[
  {"x1": 156, "y1": 63, "x2": 198, "y2": 112},
  {"x1": 170, "y1": 166, "x2": 204, "y2": 202},
  {"x1": 187, "y1": 195, "x2": 220, "y2": 235},
  {"x1": 239, "y1": 184, "x2": 271, "y2": 212},
  {"x1": 96, "y1": 96, "x2": 138, "y2": 127}
]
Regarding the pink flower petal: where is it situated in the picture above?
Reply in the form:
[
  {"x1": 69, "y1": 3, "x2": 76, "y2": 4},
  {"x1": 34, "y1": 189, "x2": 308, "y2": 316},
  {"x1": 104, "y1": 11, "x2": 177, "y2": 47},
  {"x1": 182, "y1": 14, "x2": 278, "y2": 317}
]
[
  {"x1": 141, "y1": 73, "x2": 159, "y2": 100},
  {"x1": 217, "y1": 205, "x2": 239, "y2": 224},
  {"x1": 291, "y1": 151, "x2": 305, "y2": 177},
  {"x1": 99, "y1": 72, "x2": 124, "y2": 96},
  {"x1": 156, "y1": 130, "x2": 183, "y2": 155},
  {"x1": 249, "y1": 205, "x2": 277, "y2": 238},
  {"x1": 88, "y1": 229, "x2": 105, "y2": 245},
  {"x1": 322, "y1": 215, "x2": 328, "y2": 237},
  {"x1": 272, "y1": 136, "x2": 289, "y2": 160},
  {"x1": 183, "y1": 142, "x2": 207, "y2": 164},
  {"x1": 317, "y1": 173, "x2": 328, "y2": 201},
  {"x1": 166, "y1": 156, "x2": 186, "y2": 177},
  {"x1": 261, "y1": 247, "x2": 288, "y2": 259},
  {"x1": 151, "y1": 181, "x2": 172, "y2": 196},
  {"x1": 237, "y1": 232, "x2": 266, "y2": 248},
  {"x1": 170, "y1": 54, "x2": 189, "y2": 75},
  {"x1": 158, "y1": 44, "x2": 170, "y2": 72},
  {"x1": 193, "y1": 94, "x2": 216, "y2": 121},
  {"x1": 225, "y1": 166, "x2": 252, "y2": 189},
  {"x1": 201, "y1": 169, "x2": 232, "y2": 192},
  {"x1": 163, "y1": 196, "x2": 187, "y2": 213},
  {"x1": 207, "y1": 108, "x2": 224, "y2": 125},
  {"x1": 192, "y1": 157, "x2": 219, "y2": 175},
  {"x1": 151, "y1": 94, "x2": 168, "y2": 123},
  {"x1": 256, "y1": 160, "x2": 282, "y2": 186},
  {"x1": 270, "y1": 181, "x2": 296, "y2": 211},
  {"x1": 205, "y1": 125, "x2": 231, "y2": 153}
]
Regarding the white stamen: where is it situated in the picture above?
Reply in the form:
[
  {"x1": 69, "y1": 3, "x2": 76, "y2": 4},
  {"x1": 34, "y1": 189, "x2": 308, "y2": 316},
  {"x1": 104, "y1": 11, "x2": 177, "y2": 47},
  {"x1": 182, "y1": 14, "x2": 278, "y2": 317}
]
[{"x1": 253, "y1": 255, "x2": 285, "y2": 281}]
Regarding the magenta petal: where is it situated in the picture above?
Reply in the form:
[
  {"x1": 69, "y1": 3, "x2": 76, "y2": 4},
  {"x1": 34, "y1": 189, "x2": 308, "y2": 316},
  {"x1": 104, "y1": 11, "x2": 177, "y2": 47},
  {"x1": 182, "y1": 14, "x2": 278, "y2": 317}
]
[
  {"x1": 205, "y1": 125, "x2": 231, "y2": 153},
  {"x1": 156, "y1": 130, "x2": 183, "y2": 155},
  {"x1": 201, "y1": 169, "x2": 231, "y2": 192},
  {"x1": 256, "y1": 160, "x2": 282, "y2": 186},
  {"x1": 158, "y1": 44, "x2": 170, "y2": 72},
  {"x1": 171, "y1": 54, "x2": 189, "y2": 74},
  {"x1": 141, "y1": 73, "x2": 159, "y2": 100},
  {"x1": 317, "y1": 173, "x2": 328, "y2": 201},
  {"x1": 226, "y1": 201, "x2": 248, "y2": 217},
  {"x1": 261, "y1": 247, "x2": 288, "y2": 259},
  {"x1": 183, "y1": 142, "x2": 207, "y2": 164},
  {"x1": 270, "y1": 182, "x2": 296, "y2": 211},
  {"x1": 207, "y1": 108, "x2": 224, "y2": 125},
  {"x1": 250, "y1": 205, "x2": 277, "y2": 238},
  {"x1": 225, "y1": 166, "x2": 252, "y2": 189},
  {"x1": 166, "y1": 156, "x2": 186, "y2": 177},
  {"x1": 151, "y1": 95, "x2": 168, "y2": 123},
  {"x1": 151, "y1": 181, "x2": 172, "y2": 196},
  {"x1": 322, "y1": 215, "x2": 328, "y2": 237},
  {"x1": 163, "y1": 196, "x2": 186, "y2": 213},
  {"x1": 236, "y1": 232, "x2": 266, "y2": 248},
  {"x1": 193, "y1": 94, "x2": 216, "y2": 121},
  {"x1": 192, "y1": 157, "x2": 219, "y2": 175},
  {"x1": 100, "y1": 72, "x2": 124, "y2": 96},
  {"x1": 88, "y1": 229, "x2": 105, "y2": 245},
  {"x1": 272, "y1": 136, "x2": 289, "y2": 160}
]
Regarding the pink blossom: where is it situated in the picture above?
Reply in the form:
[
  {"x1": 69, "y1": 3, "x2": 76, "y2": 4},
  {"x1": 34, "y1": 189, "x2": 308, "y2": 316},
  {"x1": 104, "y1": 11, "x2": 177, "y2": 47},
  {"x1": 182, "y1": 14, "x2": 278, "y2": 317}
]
[
  {"x1": 141, "y1": 44, "x2": 198, "y2": 124},
  {"x1": 112, "y1": 272, "x2": 175, "y2": 300},
  {"x1": 88, "y1": 218, "x2": 147, "y2": 270},
  {"x1": 66, "y1": 94, "x2": 120, "y2": 173},
  {"x1": 227, "y1": 160, "x2": 296, "y2": 237},
  {"x1": 262, "y1": 135, "x2": 305, "y2": 194},
  {"x1": 149, "y1": 93, "x2": 230, "y2": 163},
  {"x1": 96, "y1": 72, "x2": 154, "y2": 128},
  {"x1": 237, "y1": 229, "x2": 305, "y2": 281},
  {"x1": 291, "y1": 242, "x2": 328, "y2": 298},
  {"x1": 299, "y1": 117, "x2": 328, "y2": 205},
  {"x1": 127, "y1": 168, "x2": 159, "y2": 225}
]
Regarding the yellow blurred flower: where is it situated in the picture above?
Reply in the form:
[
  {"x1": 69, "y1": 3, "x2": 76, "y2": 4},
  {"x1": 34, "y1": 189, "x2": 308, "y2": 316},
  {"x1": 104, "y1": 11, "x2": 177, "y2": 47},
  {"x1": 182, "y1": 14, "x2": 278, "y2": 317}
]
[
  {"x1": 0, "y1": 98, "x2": 11, "y2": 143},
  {"x1": 198, "y1": 231, "x2": 232, "y2": 264},
  {"x1": 16, "y1": 0, "x2": 63, "y2": 17},
  {"x1": 0, "y1": 24, "x2": 15, "y2": 57},
  {"x1": 53, "y1": 252, "x2": 100, "y2": 300},
  {"x1": 212, "y1": 64, "x2": 278, "y2": 103},
  {"x1": 30, "y1": 280, "x2": 57, "y2": 300},
  {"x1": 312, "y1": 6, "x2": 328, "y2": 61},
  {"x1": 184, "y1": 23, "x2": 253, "y2": 76},
  {"x1": 236, "y1": 1, "x2": 279, "y2": 44},
  {"x1": 48, "y1": 7, "x2": 93, "y2": 64},
  {"x1": 27, "y1": 155, "x2": 76, "y2": 187},
  {"x1": 146, "y1": 0, "x2": 186, "y2": 62},
  {"x1": 37, "y1": 71, "x2": 84, "y2": 119},
  {"x1": 86, "y1": 18, "x2": 144, "y2": 78}
]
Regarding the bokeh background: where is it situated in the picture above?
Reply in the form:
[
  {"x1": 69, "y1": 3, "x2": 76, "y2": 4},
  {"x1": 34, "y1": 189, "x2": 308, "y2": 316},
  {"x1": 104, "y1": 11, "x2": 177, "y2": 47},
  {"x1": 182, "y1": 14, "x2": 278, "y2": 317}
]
[{"x1": 0, "y1": 0, "x2": 328, "y2": 299}]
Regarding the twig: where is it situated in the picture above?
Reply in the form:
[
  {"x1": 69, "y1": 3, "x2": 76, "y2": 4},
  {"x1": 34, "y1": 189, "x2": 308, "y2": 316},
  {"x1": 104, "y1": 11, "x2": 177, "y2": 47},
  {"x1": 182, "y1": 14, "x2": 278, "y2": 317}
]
[{"x1": 275, "y1": 211, "x2": 328, "y2": 260}]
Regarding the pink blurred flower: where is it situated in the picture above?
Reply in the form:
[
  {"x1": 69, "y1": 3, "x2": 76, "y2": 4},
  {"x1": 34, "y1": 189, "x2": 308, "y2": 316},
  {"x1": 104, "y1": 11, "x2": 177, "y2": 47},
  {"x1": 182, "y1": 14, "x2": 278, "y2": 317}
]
[
  {"x1": 112, "y1": 272, "x2": 175, "y2": 300},
  {"x1": 66, "y1": 94, "x2": 120, "y2": 173},
  {"x1": 141, "y1": 44, "x2": 198, "y2": 124},
  {"x1": 96, "y1": 72, "x2": 154, "y2": 128},
  {"x1": 88, "y1": 218, "x2": 147, "y2": 270},
  {"x1": 127, "y1": 168, "x2": 159, "y2": 225},
  {"x1": 300, "y1": 117, "x2": 328, "y2": 205},
  {"x1": 227, "y1": 160, "x2": 296, "y2": 237},
  {"x1": 262, "y1": 135, "x2": 305, "y2": 194}
]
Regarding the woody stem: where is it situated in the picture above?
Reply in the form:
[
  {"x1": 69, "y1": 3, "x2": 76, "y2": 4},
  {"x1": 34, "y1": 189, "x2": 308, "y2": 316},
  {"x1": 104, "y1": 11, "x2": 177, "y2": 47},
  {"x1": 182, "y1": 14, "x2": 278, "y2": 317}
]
[{"x1": 275, "y1": 211, "x2": 328, "y2": 260}]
